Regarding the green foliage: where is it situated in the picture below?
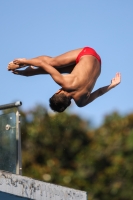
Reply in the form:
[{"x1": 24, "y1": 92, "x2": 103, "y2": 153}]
[
  {"x1": 20, "y1": 106, "x2": 133, "y2": 200},
  {"x1": 21, "y1": 105, "x2": 89, "y2": 182}
]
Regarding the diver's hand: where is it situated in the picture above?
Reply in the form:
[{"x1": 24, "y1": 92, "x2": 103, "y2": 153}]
[{"x1": 110, "y1": 72, "x2": 121, "y2": 88}]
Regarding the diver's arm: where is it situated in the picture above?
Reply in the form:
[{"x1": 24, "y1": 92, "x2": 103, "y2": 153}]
[{"x1": 78, "y1": 73, "x2": 121, "y2": 107}]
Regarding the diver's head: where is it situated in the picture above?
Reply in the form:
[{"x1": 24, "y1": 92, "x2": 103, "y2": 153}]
[{"x1": 49, "y1": 90, "x2": 71, "y2": 112}]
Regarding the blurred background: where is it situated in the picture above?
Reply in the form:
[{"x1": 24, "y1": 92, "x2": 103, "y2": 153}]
[{"x1": 1, "y1": 1, "x2": 133, "y2": 199}]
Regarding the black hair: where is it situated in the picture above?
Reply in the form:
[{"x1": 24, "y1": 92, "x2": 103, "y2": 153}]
[{"x1": 49, "y1": 93, "x2": 71, "y2": 112}]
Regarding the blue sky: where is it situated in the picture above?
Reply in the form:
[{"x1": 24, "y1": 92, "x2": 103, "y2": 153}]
[{"x1": 1, "y1": 0, "x2": 133, "y2": 127}]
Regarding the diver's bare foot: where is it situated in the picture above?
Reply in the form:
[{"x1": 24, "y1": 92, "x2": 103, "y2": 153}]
[
  {"x1": 8, "y1": 59, "x2": 29, "y2": 71},
  {"x1": 13, "y1": 58, "x2": 27, "y2": 65},
  {"x1": 8, "y1": 61, "x2": 20, "y2": 71}
]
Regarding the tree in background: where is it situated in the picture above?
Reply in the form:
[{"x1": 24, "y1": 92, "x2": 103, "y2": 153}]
[
  {"x1": 20, "y1": 105, "x2": 133, "y2": 200},
  {"x1": 21, "y1": 105, "x2": 90, "y2": 186},
  {"x1": 75, "y1": 112, "x2": 133, "y2": 200}
]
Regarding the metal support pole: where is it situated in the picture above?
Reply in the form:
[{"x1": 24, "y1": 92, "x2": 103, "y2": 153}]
[{"x1": 16, "y1": 110, "x2": 22, "y2": 175}]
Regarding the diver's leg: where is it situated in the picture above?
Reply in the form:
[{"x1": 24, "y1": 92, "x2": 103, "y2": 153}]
[{"x1": 8, "y1": 48, "x2": 82, "y2": 69}]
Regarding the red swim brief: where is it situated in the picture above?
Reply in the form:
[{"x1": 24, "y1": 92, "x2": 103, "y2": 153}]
[{"x1": 76, "y1": 47, "x2": 101, "y2": 65}]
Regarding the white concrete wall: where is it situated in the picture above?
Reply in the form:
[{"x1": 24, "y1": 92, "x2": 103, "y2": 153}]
[{"x1": 0, "y1": 171, "x2": 87, "y2": 200}]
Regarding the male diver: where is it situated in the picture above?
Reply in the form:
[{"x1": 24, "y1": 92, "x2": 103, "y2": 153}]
[{"x1": 8, "y1": 47, "x2": 121, "y2": 112}]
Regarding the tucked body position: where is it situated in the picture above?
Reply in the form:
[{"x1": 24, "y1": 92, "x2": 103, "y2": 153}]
[{"x1": 8, "y1": 47, "x2": 121, "y2": 112}]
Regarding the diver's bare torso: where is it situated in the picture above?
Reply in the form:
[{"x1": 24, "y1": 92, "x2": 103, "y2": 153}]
[
  {"x1": 62, "y1": 55, "x2": 101, "y2": 107},
  {"x1": 64, "y1": 55, "x2": 101, "y2": 107}
]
